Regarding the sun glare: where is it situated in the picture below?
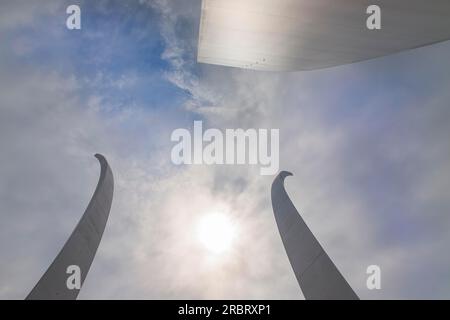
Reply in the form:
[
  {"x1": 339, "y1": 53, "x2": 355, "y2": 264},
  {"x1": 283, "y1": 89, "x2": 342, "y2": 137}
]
[{"x1": 196, "y1": 213, "x2": 236, "y2": 255}]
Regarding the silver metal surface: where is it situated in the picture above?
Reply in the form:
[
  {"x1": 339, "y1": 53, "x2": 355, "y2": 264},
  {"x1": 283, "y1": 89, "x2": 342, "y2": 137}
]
[
  {"x1": 26, "y1": 154, "x2": 114, "y2": 300},
  {"x1": 271, "y1": 171, "x2": 358, "y2": 300},
  {"x1": 198, "y1": 0, "x2": 450, "y2": 71}
]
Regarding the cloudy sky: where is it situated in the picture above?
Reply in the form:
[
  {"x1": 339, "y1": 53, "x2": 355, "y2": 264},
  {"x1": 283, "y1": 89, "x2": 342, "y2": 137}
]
[{"x1": 1, "y1": 0, "x2": 450, "y2": 299}]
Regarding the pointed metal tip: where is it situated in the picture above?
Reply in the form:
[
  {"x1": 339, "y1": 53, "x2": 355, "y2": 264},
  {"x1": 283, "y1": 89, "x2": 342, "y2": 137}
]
[
  {"x1": 94, "y1": 153, "x2": 105, "y2": 160},
  {"x1": 278, "y1": 171, "x2": 293, "y2": 180},
  {"x1": 94, "y1": 154, "x2": 109, "y2": 167}
]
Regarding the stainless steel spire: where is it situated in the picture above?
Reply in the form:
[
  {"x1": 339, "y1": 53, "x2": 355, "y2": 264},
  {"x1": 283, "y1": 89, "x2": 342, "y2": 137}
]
[
  {"x1": 271, "y1": 171, "x2": 358, "y2": 300},
  {"x1": 26, "y1": 154, "x2": 114, "y2": 300},
  {"x1": 198, "y1": 0, "x2": 450, "y2": 71}
]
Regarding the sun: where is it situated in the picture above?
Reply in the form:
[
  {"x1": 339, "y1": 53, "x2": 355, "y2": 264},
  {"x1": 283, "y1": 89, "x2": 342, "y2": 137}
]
[{"x1": 196, "y1": 213, "x2": 236, "y2": 255}]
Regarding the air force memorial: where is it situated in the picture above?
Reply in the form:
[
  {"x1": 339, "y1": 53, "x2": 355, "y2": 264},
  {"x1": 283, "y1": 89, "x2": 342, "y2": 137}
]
[
  {"x1": 27, "y1": 154, "x2": 114, "y2": 300},
  {"x1": 198, "y1": 0, "x2": 450, "y2": 71},
  {"x1": 26, "y1": 0, "x2": 450, "y2": 299}
]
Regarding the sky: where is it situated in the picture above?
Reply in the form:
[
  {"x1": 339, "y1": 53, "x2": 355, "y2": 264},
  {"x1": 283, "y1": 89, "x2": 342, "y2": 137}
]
[{"x1": 1, "y1": 0, "x2": 450, "y2": 299}]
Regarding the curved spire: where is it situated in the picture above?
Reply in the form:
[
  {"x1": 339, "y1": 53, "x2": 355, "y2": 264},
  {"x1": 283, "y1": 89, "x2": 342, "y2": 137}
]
[
  {"x1": 271, "y1": 171, "x2": 358, "y2": 300},
  {"x1": 198, "y1": 0, "x2": 450, "y2": 71},
  {"x1": 26, "y1": 154, "x2": 114, "y2": 300}
]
